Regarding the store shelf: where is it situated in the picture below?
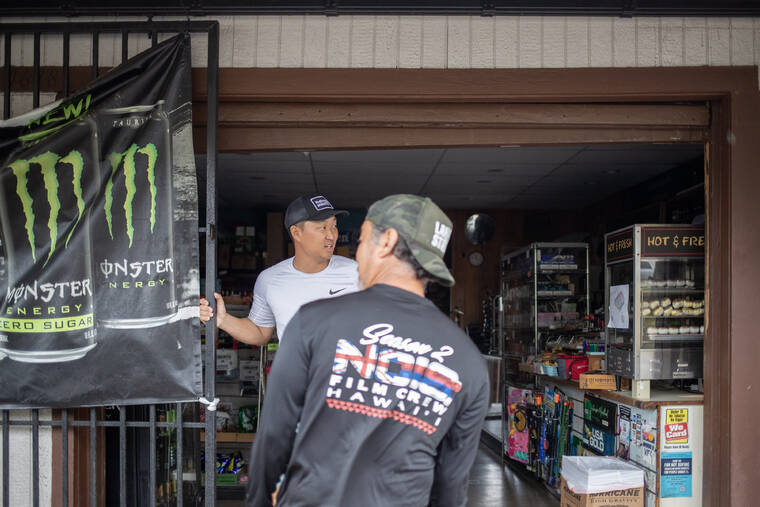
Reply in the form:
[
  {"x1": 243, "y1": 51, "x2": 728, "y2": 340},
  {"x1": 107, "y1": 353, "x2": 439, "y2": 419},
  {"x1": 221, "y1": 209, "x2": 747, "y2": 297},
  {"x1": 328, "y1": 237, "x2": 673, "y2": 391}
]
[
  {"x1": 216, "y1": 484, "x2": 248, "y2": 500},
  {"x1": 537, "y1": 295, "x2": 586, "y2": 300},
  {"x1": 536, "y1": 290, "x2": 573, "y2": 297},
  {"x1": 501, "y1": 242, "x2": 590, "y2": 392},
  {"x1": 646, "y1": 333, "x2": 704, "y2": 341},
  {"x1": 642, "y1": 315, "x2": 704, "y2": 319},
  {"x1": 641, "y1": 287, "x2": 704, "y2": 294},
  {"x1": 200, "y1": 431, "x2": 255, "y2": 443},
  {"x1": 538, "y1": 264, "x2": 579, "y2": 272}
]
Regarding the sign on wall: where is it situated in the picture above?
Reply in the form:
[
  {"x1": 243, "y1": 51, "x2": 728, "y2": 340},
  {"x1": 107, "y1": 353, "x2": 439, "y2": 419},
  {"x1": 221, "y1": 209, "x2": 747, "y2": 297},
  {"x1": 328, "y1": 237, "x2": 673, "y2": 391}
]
[
  {"x1": 506, "y1": 387, "x2": 531, "y2": 464},
  {"x1": 660, "y1": 406, "x2": 694, "y2": 499},
  {"x1": 0, "y1": 34, "x2": 202, "y2": 408}
]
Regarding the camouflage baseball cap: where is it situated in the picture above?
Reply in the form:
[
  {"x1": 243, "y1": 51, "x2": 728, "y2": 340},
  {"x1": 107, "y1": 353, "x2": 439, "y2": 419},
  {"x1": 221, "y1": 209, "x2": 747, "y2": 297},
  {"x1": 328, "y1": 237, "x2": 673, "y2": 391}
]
[{"x1": 365, "y1": 194, "x2": 455, "y2": 286}]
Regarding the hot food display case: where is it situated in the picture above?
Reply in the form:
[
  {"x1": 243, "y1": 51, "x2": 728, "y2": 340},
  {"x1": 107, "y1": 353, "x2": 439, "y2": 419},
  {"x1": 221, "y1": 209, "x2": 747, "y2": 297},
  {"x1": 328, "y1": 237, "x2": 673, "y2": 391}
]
[{"x1": 605, "y1": 225, "x2": 704, "y2": 399}]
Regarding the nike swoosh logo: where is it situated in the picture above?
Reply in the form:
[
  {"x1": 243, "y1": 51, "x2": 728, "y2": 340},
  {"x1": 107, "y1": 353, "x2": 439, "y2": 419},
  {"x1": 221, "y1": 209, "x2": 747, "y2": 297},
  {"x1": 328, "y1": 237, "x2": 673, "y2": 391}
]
[{"x1": 329, "y1": 288, "x2": 346, "y2": 295}]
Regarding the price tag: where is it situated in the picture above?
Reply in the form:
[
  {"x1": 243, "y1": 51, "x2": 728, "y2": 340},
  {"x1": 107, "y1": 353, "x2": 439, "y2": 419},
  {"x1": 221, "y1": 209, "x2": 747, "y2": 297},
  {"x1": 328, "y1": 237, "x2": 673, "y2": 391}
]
[
  {"x1": 216, "y1": 349, "x2": 237, "y2": 371},
  {"x1": 239, "y1": 360, "x2": 259, "y2": 382}
]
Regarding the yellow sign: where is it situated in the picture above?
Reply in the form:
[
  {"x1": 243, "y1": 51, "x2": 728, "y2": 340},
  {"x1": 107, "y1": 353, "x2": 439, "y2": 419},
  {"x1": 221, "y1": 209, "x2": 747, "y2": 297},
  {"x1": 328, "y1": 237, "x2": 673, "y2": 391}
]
[{"x1": 666, "y1": 408, "x2": 688, "y2": 424}]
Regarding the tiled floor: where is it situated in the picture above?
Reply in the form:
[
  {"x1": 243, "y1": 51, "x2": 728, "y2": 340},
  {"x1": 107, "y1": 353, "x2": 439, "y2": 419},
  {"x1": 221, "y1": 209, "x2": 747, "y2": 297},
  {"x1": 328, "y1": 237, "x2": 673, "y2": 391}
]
[{"x1": 218, "y1": 442, "x2": 559, "y2": 506}]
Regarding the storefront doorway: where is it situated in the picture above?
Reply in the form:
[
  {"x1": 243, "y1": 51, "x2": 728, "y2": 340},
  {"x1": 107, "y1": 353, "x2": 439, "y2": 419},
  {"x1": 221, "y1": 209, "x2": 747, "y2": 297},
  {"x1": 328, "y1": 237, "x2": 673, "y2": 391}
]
[{"x1": 197, "y1": 64, "x2": 759, "y2": 505}]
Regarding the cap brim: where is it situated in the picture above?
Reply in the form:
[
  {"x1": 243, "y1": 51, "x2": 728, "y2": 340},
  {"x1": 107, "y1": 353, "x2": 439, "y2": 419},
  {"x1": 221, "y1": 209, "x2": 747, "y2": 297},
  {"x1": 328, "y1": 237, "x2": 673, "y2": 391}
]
[
  {"x1": 409, "y1": 244, "x2": 455, "y2": 287},
  {"x1": 312, "y1": 209, "x2": 349, "y2": 221},
  {"x1": 287, "y1": 209, "x2": 348, "y2": 228}
]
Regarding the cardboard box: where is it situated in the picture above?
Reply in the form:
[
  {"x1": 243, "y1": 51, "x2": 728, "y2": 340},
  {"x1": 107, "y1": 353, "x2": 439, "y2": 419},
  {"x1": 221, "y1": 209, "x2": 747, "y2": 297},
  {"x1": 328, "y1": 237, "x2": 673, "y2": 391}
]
[
  {"x1": 561, "y1": 478, "x2": 644, "y2": 507},
  {"x1": 586, "y1": 353, "x2": 604, "y2": 372},
  {"x1": 579, "y1": 373, "x2": 616, "y2": 390}
]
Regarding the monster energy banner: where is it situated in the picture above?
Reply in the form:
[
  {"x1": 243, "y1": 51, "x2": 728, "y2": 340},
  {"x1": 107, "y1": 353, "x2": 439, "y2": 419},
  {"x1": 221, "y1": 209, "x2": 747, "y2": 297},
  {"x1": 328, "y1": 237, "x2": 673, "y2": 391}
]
[{"x1": 0, "y1": 35, "x2": 202, "y2": 407}]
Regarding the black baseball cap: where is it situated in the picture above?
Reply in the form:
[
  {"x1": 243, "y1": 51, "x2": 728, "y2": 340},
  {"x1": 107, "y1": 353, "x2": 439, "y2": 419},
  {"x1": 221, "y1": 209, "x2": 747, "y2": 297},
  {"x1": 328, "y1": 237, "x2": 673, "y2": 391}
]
[{"x1": 284, "y1": 194, "x2": 348, "y2": 229}]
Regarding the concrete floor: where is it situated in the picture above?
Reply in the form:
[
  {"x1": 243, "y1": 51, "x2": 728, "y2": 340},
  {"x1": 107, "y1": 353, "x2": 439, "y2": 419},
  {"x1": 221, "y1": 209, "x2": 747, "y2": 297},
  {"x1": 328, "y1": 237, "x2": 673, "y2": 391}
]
[
  {"x1": 466, "y1": 443, "x2": 559, "y2": 507},
  {"x1": 218, "y1": 443, "x2": 559, "y2": 506}
]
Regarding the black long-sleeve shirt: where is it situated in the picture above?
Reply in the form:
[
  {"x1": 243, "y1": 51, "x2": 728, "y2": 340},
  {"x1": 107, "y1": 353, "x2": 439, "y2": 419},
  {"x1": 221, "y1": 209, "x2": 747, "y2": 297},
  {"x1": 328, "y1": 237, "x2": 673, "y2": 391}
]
[{"x1": 246, "y1": 283, "x2": 489, "y2": 507}]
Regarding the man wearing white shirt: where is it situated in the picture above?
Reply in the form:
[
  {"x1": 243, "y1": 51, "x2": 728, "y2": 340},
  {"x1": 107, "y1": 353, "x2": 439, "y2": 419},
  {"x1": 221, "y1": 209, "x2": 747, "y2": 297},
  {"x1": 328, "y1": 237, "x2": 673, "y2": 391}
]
[{"x1": 200, "y1": 194, "x2": 359, "y2": 345}]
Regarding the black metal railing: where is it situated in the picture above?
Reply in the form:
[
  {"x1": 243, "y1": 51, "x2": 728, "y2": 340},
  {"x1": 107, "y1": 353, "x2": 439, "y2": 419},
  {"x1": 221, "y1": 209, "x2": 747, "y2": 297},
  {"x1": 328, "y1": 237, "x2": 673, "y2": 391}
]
[{"x1": 0, "y1": 20, "x2": 219, "y2": 507}]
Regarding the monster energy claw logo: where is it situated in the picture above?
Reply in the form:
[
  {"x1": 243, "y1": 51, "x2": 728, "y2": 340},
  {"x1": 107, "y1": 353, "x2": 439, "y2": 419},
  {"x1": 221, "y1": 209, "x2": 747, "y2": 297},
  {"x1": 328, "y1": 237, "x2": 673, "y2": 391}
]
[
  {"x1": 105, "y1": 143, "x2": 159, "y2": 248},
  {"x1": 8, "y1": 150, "x2": 85, "y2": 266}
]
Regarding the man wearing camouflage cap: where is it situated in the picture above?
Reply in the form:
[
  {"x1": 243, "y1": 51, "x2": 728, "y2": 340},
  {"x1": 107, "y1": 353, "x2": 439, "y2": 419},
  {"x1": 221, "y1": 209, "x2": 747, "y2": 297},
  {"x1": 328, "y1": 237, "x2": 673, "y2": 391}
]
[{"x1": 246, "y1": 194, "x2": 489, "y2": 507}]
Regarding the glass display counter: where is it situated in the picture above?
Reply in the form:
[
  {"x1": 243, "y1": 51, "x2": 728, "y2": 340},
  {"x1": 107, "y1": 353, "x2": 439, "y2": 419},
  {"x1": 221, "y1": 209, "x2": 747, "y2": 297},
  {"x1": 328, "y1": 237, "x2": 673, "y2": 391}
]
[{"x1": 605, "y1": 225, "x2": 705, "y2": 399}]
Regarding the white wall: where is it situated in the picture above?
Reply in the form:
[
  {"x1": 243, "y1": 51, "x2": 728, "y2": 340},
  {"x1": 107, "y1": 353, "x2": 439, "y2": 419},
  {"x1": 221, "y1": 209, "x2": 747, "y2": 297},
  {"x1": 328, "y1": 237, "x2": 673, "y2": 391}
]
[
  {"x1": 0, "y1": 410, "x2": 53, "y2": 507},
  {"x1": 2, "y1": 15, "x2": 758, "y2": 117},
  {"x1": 2, "y1": 15, "x2": 758, "y2": 72}
]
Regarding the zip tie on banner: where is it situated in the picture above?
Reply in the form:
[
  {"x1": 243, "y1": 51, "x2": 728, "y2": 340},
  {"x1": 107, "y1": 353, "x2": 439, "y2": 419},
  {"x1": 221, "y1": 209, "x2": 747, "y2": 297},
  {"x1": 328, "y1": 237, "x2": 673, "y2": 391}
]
[{"x1": 199, "y1": 397, "x2": 220, "y2": 411}]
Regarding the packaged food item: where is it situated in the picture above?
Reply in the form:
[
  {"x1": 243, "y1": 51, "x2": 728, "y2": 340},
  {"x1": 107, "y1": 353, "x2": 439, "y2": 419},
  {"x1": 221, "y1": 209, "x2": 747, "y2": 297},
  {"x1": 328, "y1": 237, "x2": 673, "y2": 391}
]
[
  {"x1": 232, "y1": 452, "x2": 247, "y2": 474},
  {"x1": 238, "y1": 406, "x2": 258, "y2": 433},
  {"x1": 217, "y1": 453, "x2": 233, "y2": 474},
  {"x1": 662, "y1": 297, "x2": 672, "y2": 308},
  {"x1": 642, "y1": 308, "x2": 652, "y2": 316}
]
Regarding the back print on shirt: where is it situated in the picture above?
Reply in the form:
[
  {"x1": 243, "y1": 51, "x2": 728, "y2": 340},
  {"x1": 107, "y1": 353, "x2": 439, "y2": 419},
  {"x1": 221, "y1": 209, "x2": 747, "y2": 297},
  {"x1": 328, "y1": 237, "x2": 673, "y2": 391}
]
[{"x1": 326, "y1": 322, "x2": 463, "y2": 435}]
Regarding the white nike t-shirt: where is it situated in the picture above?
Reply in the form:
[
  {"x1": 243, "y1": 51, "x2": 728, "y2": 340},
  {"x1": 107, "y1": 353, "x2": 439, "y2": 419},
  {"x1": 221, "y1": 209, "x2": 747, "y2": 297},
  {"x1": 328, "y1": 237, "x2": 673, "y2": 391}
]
[{"x1": 248, "y1": 255, "x2": 359, "y2": 339}]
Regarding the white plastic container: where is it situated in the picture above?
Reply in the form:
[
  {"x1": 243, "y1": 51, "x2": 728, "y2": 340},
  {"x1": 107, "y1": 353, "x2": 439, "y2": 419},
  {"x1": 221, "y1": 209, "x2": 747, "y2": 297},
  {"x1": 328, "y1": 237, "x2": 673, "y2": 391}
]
[{"x1": 562, "y1": 456, "x2": 645, "y2": 494}]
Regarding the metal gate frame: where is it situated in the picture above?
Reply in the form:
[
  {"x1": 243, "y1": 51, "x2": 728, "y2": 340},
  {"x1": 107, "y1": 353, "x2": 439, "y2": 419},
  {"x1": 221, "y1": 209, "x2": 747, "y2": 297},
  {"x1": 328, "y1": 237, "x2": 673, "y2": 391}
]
[{"x1": 0, "y1": 20, "x2": 220, "y2": 507}]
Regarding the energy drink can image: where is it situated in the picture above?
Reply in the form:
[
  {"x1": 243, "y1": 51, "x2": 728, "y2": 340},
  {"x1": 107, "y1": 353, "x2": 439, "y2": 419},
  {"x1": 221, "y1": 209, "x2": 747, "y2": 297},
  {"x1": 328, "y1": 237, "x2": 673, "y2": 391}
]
[
  {"x1": 0, "y1": 236, "x2": 6, "y2": 361},
  {"x1": 92, "y1": 102, "x2": 177, "y2": 328},
  {"x1": 0, "y1": 119, "x2": 99, "y2": 363}
]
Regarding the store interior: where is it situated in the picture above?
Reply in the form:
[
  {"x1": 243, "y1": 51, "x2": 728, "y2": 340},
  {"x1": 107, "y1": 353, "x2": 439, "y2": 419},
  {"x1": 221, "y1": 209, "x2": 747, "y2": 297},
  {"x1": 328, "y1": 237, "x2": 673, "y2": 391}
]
[
  {"x1": 196, "y1": 142, "x2": 706, "y2": 503},
  {"x1": 202, "y1": 142, "x2": 704, "y2": 328}
]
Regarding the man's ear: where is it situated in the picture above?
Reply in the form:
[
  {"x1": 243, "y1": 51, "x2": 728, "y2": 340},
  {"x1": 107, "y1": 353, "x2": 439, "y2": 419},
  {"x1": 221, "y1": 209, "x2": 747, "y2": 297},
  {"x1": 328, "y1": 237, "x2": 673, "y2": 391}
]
[
  {"x1": 377, "y1": 228, "x2": 399, "y2": 258},
  {"x1": 290, "y1": 224, "x2": 301, "y2": 242}
]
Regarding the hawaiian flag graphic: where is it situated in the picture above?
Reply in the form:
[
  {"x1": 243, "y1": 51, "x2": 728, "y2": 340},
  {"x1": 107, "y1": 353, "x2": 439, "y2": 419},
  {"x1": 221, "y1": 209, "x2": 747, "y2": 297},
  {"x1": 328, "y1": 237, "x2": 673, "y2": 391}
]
[
  {"x1": 416, "y1": 361, "x2": 462, "y2": 404},
  {"x1": 331, "y1": 339, "x2": 463, "y2": 405},
  {"x1": 333, "y1": 339, "x2": 378, "y2": 378},
  {"x1": 375, "y1": 349, "x2": 415, "y2": 386}
]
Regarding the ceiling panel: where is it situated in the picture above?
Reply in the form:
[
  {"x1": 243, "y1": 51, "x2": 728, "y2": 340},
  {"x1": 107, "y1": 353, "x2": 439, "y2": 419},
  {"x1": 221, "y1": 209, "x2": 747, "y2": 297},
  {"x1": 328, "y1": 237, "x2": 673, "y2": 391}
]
[
  {"x1": 426, "y1": 173, "x2": 541, "y2": 184},
  {"x1": 434, "y1": 162, "x2": 558, "y2": 177},
  {"x1": 312, "y1": 160, "x2": 434, "y2": 175},
  {"x1": 442, "y1": 146, "x2": 582, "y2": 164},
  {"x1": 572, "y1": 146, "x2": 702, "y2": 165},
  {"x1": 310, "y1": 149, "x2": 444, "y2": 164},
  {"x1": 213, "y1": 143, "x2": 703, "y2": 211}
]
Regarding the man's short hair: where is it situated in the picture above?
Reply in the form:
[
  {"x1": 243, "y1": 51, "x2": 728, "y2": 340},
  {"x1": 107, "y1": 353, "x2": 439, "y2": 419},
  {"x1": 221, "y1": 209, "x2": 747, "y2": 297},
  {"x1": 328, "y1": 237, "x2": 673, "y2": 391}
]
[{"x1": 370, "y1": 223, "x2": 448, "y2": 287}]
